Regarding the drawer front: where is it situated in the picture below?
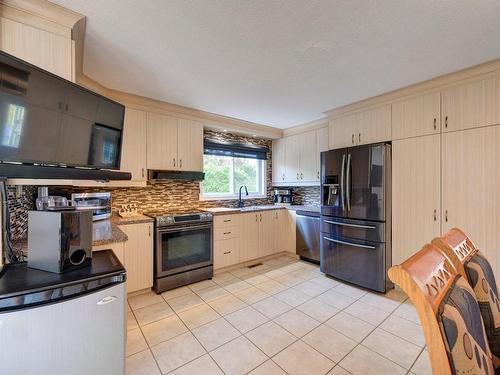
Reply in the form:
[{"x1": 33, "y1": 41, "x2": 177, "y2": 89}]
[
  {"x1": 214, "y1": 238, "x2": 240, "y2": 269},
  {"x1": 214, "y1": 226, "x2": 240, "y2": 241},
  {"x1": 320, "y1": 216, "x2": 386, "y2": 243},
  {"x1": 214, "y1": 214, "x2": 240, "y2": 228}
]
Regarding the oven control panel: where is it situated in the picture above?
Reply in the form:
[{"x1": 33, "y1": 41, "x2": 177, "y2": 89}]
[{"x1": 157, "y1": 212, "x2": 213, "y2": 227}]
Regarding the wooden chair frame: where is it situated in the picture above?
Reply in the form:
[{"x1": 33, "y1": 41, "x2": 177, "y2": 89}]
[
  {"x1": 388, "y1": 244, "x2": 458, "y2": 375},
  {"x1": 431, "y1": 227, "x2": 478, "y2": 279}
]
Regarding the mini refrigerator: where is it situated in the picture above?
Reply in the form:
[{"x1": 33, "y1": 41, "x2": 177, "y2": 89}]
[{"x1": 0, "y1": 250, "x2": 126, "y2": 375}]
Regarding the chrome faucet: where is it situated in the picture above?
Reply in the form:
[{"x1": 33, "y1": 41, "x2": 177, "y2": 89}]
[{"x1": 238, "y1": 185, "x2": 248, "y2": 208}]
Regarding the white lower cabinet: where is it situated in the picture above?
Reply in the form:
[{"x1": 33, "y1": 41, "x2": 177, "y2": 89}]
[
  {"x1": 92, "y1": 222, "x2": 154, "y2": 294},
  {"x1": 213, "y1": 209, "x2": 290, "y2": 270}
]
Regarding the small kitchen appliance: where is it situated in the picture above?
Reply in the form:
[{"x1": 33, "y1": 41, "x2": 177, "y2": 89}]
[
  {"x1": 28, "y1": 210, "x2": 93, "y2": 273},
  {"x1": 71, "y1": 192, "x2": 112, "y2": 221},
  {"x1": 273, "y1": 188, "x2": 292, "y2": 205}
]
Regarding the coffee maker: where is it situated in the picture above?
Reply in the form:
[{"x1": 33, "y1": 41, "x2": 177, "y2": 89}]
[{"x1": 273, "y1": 188, "x2": 292, "y2": 205}]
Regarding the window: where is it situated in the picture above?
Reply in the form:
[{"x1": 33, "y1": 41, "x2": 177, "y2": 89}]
[{"x1": 201, "y1": 140, "x2": 267, "y2": 199}]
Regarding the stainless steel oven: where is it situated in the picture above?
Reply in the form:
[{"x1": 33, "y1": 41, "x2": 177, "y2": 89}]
[{"x1": 149, "y1": 211, "x2": 213, "y2": 293}]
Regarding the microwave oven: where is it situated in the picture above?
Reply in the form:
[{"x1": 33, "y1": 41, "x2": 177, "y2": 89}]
[{"x1": 71, "y1": 192, "x2": 112, "y2": 221}]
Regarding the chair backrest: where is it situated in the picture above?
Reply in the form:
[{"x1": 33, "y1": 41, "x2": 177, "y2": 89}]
[
  {"x1": 388, "y1": 243, "x2": 494, "y2": 375},
  {"x1": 433, "y1": 228, "x2": 500, "y2": 366},
  {"x1": 432, "y1": 228, "x2": 477, "y2": 279}
]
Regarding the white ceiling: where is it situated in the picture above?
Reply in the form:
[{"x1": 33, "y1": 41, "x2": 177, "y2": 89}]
[{"x1": 52, "y1": 0, "x2": 500, "y2": 129}]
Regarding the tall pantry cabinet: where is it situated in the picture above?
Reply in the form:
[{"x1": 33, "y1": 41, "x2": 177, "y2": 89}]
[{"x1": 391, "y1": 75, "x2": 500, "y2": 280}]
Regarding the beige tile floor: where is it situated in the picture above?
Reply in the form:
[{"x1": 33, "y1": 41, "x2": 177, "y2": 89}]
[{"x1": 125, "y1": 255, "x2": 432, "y2": 375}]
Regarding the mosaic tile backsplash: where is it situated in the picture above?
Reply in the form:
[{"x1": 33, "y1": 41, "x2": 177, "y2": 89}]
[{"x1": 7, "y1": 130, "x2": 320, "y2": 240}]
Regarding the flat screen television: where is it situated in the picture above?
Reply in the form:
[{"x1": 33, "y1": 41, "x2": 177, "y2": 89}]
[{"x1": 0, "y1": 50, "x2": 125, "y2": 170}]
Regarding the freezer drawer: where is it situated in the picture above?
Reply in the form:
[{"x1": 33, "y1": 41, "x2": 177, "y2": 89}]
[
  {"x1": 320, "y1": 216, "x2": 385, "y2": 243},
  {"x1": 320, "y1": 235, "x2": 390, "y2": 292}
]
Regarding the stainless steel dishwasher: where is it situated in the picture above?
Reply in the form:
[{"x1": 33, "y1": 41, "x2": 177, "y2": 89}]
[{"x1": 296, "y1": 210, "x2": 320, "y2": 264}]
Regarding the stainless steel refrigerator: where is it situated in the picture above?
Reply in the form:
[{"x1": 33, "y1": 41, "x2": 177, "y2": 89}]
[{"x1": 320, "y1": 142, "x2": 392, "y2": 292}]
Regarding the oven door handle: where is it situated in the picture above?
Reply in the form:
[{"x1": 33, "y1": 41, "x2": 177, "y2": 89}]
[{"x1": 157, "y1": 224, "x2": 213, "y2": 233}]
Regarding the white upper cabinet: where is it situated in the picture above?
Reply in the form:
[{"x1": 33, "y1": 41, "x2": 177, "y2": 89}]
[
  {"x1": 315, "y1": 127, "x2": 329, "y2": 181},
  {"x1": 284, "y1": 134, "x2": 301, "y2": 182},
  {"x1": 273, "y1": 127, "x2": 327, "y2": 186},
  {"x1": 298, "y1": 130, "x2": 317, "y2": 182},
  {"x1": 177, "y1": 118, "x2": 204, "y2": 172},
  {"x1": 328, "y1": 105, "x2": 391, "y2": 149},
  {"x1": 272, "y1": 138, "x2": 286, "y2": 184},
  {"x1": 121, "y1": 109, "x2": 147, "y2": 181},
  {"x1": 146, "y1": 113, "x2": 204, "y2": 172},
  {"x1": 146, "y1": 113, "x2": 178, "y2": 170},
  {"x1": 392, "y1": 92, "x2": 441, "y2": 140},
  {"x1": 442, "y1": 75, "x2": 500, "y2": 133},
  {"x1": 329, "y1": 114, "x2": 356, "y2": 149},
  {"x1": 0, "y1": 17, "x2": 74, "y2": 81},
  {"x1": 354, "y1": 105, "x2": 392, "y2": 145}
]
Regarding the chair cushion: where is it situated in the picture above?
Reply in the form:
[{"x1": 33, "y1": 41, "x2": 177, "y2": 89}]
[
  {"x1": 439, "y1": 276, "x2": 494, "y2": 375},
  {"x1": 465, "y1": 252, "x2": 500, "y2": 362}
]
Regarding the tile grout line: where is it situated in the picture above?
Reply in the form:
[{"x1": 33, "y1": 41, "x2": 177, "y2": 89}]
[{"x1": 127, "y1": 257, "x2": 423, "y2": 375}]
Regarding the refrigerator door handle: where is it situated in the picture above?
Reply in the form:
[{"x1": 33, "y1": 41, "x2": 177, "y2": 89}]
[
  {"x1": 346, "y1": 153, "x2": 351, "y2": 211},
  {"x1": 323, "y1": 220, "x2": 376, "y2": 229},
  {"x1": 323, "y1": 236, "x2": 376, "y2": 249},
  {"x1": 340, "y1": 154, "x2": 346, "y2": 210}
]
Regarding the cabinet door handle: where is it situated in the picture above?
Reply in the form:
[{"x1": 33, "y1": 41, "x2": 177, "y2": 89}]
[
  {"x1": 223, "y1": 251, "x2": 232, "y2": 255},
  {"x1": 358, "y1": 133, "x2": 361, "y2": 143},
  {"x1": 351, "y1": 134, "x2": 355, "y2": 144},
  {"x1": 223, "y1": 231, "x2": 231, "y2": 235},
  {"x1": 148, "y1": 225, "x2": 151, "y2": 237},
  {"x1": 141, "y1": 168, "x2": 145, "y2": 178},
  {"x1": 445, "y1": 210, "x2": 448, "y2": 222},
  {"x1": 223, "y1": 219, "x2": 231, "y2": 223},
  {"x1": 445, "y1": 116, "x2": 448, "y2": 128},
  {"x1": 260, "y1": 213, "x2": 262, "y2": 222},
  {"x1": 255, "y1": 214, "x2": 258, "y2": 222},
  {"x1": 433, "y1": 209, "x2": 437, "y2": 221},
  {"x1": 58, "y1": 102, "x2": 63, "y2": 110},
  {"x1": 180, "y1": 159, "x2": 182, "y2": 168},
  {"x1": 433, "y1": 118, "x2": 437, "y2": 130},
  {"x1": 296, "y1": 172, "x2": 299, "y2": 180},
  {"x1": 173, "y1": 158, "x2": 176, "y2": 167},
  {"x1": 317, "y1": 171, "x2": 320, "y2": 179},
  {"x1": 65, "y1": 104, "x2": 69, "y2": 112},
  {"x1": 300, "y1": 172, "x2": 303, "y2": 180}
]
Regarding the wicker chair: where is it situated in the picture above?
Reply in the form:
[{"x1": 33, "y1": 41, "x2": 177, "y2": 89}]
[{"x1": 388, "y1": 243, "x2": 495, "y2": 375}]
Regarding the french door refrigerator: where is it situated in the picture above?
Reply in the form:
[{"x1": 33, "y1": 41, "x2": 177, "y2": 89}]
[{"x1": 320, "y1": 142, "x2": 392, "y2": 292}]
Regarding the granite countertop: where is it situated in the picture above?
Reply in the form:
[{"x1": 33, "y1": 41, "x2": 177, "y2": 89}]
[
  {"x1": 285, "y1": 205, "x2": 321, "y2": 213},
  {"x1": 111, "y1": 213, "x2": 154, "y2": 225},
  {"x1": 203, "y1": 205, "x2": 286, "y2": 215},
  {"x1": 92, "y1": 220, "x2": 128, "y2": 246},
  {"x1": 93, "y1": 214, "x2": 153, "y2": 246},
  {"x1": 203, "y1": 204, "x2": 320, "y2": 215}
]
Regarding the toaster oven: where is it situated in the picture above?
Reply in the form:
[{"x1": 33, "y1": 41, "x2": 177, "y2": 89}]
[{"x1": 71, "y1": 192, "x2": 112, "y2": 221}]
